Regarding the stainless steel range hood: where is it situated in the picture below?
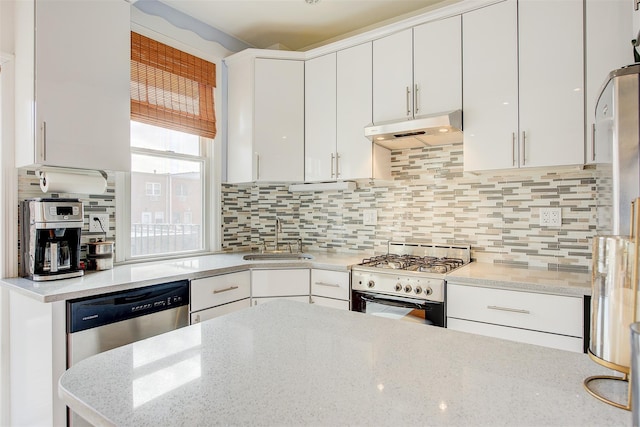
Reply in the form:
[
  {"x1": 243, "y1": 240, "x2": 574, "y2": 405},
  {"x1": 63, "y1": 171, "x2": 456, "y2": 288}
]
[{"x1": 364, "y1": 110, "x2": 463, "y2": 149}]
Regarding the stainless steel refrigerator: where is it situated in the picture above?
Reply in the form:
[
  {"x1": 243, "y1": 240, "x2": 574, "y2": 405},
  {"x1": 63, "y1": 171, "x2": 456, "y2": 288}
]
[{"x1": 595, "y1": 64, "x2": 640, "y2": 236}]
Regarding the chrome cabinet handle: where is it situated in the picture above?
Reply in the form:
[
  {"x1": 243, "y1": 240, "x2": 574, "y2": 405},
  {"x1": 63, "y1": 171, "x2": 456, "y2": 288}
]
[
  {"x1": 256, "y1": 153, "x2": 260, "y2": 180},
  {"x1": 591, "y1": 123, "x2": 596, "y2": 162},
  {"x1": 406, "y1": 86, "x2": 411, "y2": 116},
  {"x1": 511, "y1": 132, "x2": 516, "y2": 166},
  {"x1": 315, "y1": 281, "x2": 340, "y2": 288},
  {"x1": 521, "y1": 131, "x2": 527, "y2": 165},
  {"x1": 42, "y1": 121, "x2": 47, "y2": 162},
  {"x1": 213, "y1": 285, "x2": 239, "y2": 294},
  {"x1": 414, "y1": 84, "x2": 419, "y2": 115},
  {"x1": 487, "y1": 305, "x2": 530, "y2": 315},
  {"x1": 330, "y1": 153, "x2": 335, "y2": 178},
  {"x1": 335, "y1": 153, "x2": 341, "y2": 178},
  {"x1": 194, "y1": 314, "x2": 201, "y2": 323}
]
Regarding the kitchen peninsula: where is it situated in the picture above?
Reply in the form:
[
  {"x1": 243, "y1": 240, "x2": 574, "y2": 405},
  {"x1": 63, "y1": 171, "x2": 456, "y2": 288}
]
[{"x1": 59, "y1": 300, "x2": 627, "y2": 426}]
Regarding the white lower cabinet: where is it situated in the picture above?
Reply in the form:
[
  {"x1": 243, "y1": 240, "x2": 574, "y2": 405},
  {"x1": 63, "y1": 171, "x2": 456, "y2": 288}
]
[
  {"x1": 447, "y1": 283, "x2": 584, "y2": 353},
  {"x1": 251, "y1": 269, "x2": 310, "y2": 306},
  {"x1": 190, "y1": 271, "x2": 251, "y2": 323},
  {"x1": 310, "y1": 269, "x2": 350, "y2": 310}
]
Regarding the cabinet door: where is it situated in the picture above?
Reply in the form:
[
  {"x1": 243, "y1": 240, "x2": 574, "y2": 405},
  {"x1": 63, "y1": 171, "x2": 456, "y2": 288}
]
[
  {"x1": 372, "y1": 29, "x2": 413, "y2": 123},
  {"x1": 518, "y1": 0, "x2": 584, "y2": 168},
  {"x1": 227, "y1": 55, "x2": 255, "y2": 183},
  {"x1": 337, "y1": 42, "x2": 379, "y2": 180},
  {"x1": 251, "y1": 269, "x2": 310, "y2": 297},
  {"x1": 305, "y1": 53, "x2": 337, "y2": 182},
  {"x1": 413, "y1": 16, "x2": 462, "y2": 115},
  {"x1": 191, "y1": 298, "x2": 251, "y2": 324},
  {"x1": 252, "y1": 296, "x2": 309, "y2": 306},
  {"x1": 254, "y1": 59, "x2": 304, "y2": 182},
  {"x1": 310, "y1": 296, "x2": 349, "y2": 311},
  {"x1": 585, "y1": 0, "x2": 632, "y2": 164},
  {"x1": 30, "y1": 0, "x2": 130, "y2": 171},
  {"x1": 462, "y1": 0, "x2": 519, "y2": 172}
]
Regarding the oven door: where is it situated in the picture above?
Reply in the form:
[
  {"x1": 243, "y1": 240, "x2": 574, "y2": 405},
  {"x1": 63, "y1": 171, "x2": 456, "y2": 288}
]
[{"x1": 351, "y1": 290, "x2": 445, "y2": 327}]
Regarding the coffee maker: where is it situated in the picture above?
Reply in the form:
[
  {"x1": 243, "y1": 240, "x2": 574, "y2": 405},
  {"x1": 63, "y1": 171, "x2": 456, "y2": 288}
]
[{"x1": 21, "y1": 199, "x2": 84, "y2": 281}]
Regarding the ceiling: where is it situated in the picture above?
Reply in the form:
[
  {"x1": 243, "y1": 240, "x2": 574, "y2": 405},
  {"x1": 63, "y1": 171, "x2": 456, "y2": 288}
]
[{"x1": 160, "y1": 0, "x2": 456, "y2": 51}]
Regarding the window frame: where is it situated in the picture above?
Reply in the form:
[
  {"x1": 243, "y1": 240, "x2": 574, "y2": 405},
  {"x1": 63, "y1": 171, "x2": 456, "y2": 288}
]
[{"x1": 116, "y1": 132, "x2": 216, "y2": 263}]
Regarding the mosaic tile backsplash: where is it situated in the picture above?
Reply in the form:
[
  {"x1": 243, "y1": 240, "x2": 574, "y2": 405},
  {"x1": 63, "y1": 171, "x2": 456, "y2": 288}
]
[
  {"x1": 221, "y1": 143, "x2": 600, "y2": 272},
  {"x1": 16, "y1": 143, "x2": 601, "y2": 272}
]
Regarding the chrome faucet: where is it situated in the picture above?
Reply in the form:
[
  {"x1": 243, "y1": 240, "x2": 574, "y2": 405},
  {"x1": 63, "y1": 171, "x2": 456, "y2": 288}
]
[{"x1": 275, "y1": 217, "x2": 282, "y2": 250}]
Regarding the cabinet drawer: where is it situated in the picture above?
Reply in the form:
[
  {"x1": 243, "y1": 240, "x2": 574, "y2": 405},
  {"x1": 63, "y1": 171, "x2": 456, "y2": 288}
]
[
  {"x1": 311, "y1": 269, "x2": 349, "y2": 300},
  {"x1": 191, "y1": 298, "x2": 251, "y2": 324},
  {"x1": 447, "y1": 283, "x2": 583, "y2": 337},
  {"x1": 251, "y1": 269, "x2": 310, "y2": 297},
  {"x1": 310, "y1": 295, "x2": 349, "y2": 311},
  {"x1": 447, "y1": 318, "x2": 583, "y2": 353},
  {"x1": 190, "y1": 271, "x2": 251, "y2": 312}
]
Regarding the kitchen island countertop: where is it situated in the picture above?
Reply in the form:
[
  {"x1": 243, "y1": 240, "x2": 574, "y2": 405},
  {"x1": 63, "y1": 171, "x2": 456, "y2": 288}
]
[{"x1": 59, "y1": 299, "x2": 628, "y2": 426}]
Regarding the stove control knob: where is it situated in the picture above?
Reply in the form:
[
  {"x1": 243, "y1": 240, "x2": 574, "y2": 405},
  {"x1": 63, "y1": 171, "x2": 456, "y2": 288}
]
[
  {"x1": 414, "y1": 286, "x2": 422, "y2": 294},
  {"x1": 424, "y1": 287, "x2": 433, "y2": 296},
  {"x1": 404, "y1": 285, "x2": 412, "y2": 293},
  {"x1": 394, "y1": 283, "x2": 402, "y2": 292},
  {"x1": 367, "y1": 280, "x2": 375, "y2": 289}
]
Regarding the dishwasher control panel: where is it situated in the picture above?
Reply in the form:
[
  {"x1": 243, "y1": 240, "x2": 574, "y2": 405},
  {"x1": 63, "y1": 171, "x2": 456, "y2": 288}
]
[{"x1": 67, "y1": 280, "x2": 189, "y2": 333}]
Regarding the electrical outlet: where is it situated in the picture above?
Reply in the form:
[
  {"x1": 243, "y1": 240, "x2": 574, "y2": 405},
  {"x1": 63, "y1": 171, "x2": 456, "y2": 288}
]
[
  {"x1": 89, "y1": 214, "x2": 109, "y2": 233},
  {"x1": 363, "y1": 209, "x2": 377, "y2": 226},
  {"x1": 539, "y1": 208, "x2": 561, "y2": 227}
]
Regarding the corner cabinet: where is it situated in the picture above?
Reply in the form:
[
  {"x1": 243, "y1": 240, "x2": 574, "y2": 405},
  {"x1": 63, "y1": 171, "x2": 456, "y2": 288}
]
[
  {"x1": 447, "y1": 283, "x2": 584, "y2": 353},
  {"x1": 226, "y1": 53, "x2": 304, "y2": 183},
  {"x1": 304, "y1": 44, "x2": 391, "y2": 182},
  {"x1": 463, "y1": 0, "x2": 584, "y2": 172},
  {"x1": 251, "y1": 268, "x2": 310, "y2": 306},
  {"x1": 14, "y1": 0, "x2": 130, "y2": 171}
]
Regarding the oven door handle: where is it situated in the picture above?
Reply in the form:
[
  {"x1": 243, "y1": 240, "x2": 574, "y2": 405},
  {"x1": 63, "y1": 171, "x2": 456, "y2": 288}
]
[{"x1": 360, "y1": 294, "x2": 430, "y2": 310}]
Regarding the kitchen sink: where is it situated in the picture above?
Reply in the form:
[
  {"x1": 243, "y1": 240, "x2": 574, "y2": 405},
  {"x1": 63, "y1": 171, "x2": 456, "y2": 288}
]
[{"x1": 242, "y1": 252, "x2": 314, "y2": 261}]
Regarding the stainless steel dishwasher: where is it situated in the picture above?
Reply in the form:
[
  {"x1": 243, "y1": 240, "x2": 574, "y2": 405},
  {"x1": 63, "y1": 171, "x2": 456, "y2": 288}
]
[
  {"x1": 66, "y1": 279, "x2": 189, "y2": 425},
  {"x1": 67, "y1": 279, "x2": 189, "y2": 366}
]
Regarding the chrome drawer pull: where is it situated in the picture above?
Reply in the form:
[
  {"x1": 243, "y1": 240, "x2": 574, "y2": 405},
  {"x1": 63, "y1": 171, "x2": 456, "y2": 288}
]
[
  {"x1": 315, "y1": 281, "x2": 340, "y2": 288},
  {"x1": 213, "y1": 285, "x2": 239, "y2": 294},
  {"x1": 487, "y1": 305, "x2": 530, "y2": 315}
]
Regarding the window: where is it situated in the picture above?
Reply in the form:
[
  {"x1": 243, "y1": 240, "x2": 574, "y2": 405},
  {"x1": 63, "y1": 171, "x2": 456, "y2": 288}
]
[
  {"x1": 127, "y1": 32, "x2": 216, "y2": 259},
  {"x1": 145, "y1": 182, "x2": 161, "y2": 197}
]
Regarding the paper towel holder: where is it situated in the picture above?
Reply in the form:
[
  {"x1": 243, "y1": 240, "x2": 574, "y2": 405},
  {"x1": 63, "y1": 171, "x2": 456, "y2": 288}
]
[{"x1": 37, "y1": 167, "x2": 108, "y2": 194}]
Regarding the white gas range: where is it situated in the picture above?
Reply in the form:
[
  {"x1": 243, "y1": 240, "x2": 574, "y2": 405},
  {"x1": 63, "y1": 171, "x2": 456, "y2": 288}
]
[{"x1": 351, "y1": 241, "x2": 471, "y2": 326}]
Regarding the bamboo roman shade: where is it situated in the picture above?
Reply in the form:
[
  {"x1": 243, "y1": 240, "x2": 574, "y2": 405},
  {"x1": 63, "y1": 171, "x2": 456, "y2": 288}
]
[{"x1": 130, "y1": 32, "x2": 217, "y2": 139}]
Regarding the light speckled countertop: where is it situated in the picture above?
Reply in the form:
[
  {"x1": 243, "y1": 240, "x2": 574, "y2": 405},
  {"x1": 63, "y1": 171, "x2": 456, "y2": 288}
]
[
  {"x1": 59, "y1": 300, "x2": 627, "y2": 426},
  {"x1": 446, "y1": 262, "x2": 592, "y2": 296},
  {"x1": 0, "y1": 252, "x2": 363, "y2": 302}
]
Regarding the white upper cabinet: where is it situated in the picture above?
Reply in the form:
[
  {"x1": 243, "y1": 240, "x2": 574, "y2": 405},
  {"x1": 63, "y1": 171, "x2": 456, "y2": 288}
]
[
  {"x1": 413, "y1": 16, "x2": 462, "y2": 115},
  {"x1": 227, "y1": 56, "x2": 304, "y2": 183},
  {"x1": 14, "y1": 0, "x2": 130, "y2": 171},
  {"x1": 372, "y1": 29, "x2": 414, "y2": 123},
  {"x1": 462, "y1": 0, "x2": 519, "y2": 171},
  {"x1": 372, "y1": 17, "x2": 462, "y2": 125},
  {"x1": 463, "y1": 0, "x2": 584, "y2": 172},
  {"x1": 305, "y1": 53, "x2": 337, "y2": 182},
  {"x1": 304, "y1": 43, "x2": 391, "y2": 182},
  {"x1": 518, "y1": 0, "x2": 584, "y2": 168},
  {"x1": 585, "y1": 0, "x2": 633, "y2": 164},
  {"x1": 337, "y1": 42, "x2": 391, "y2": 181}
]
